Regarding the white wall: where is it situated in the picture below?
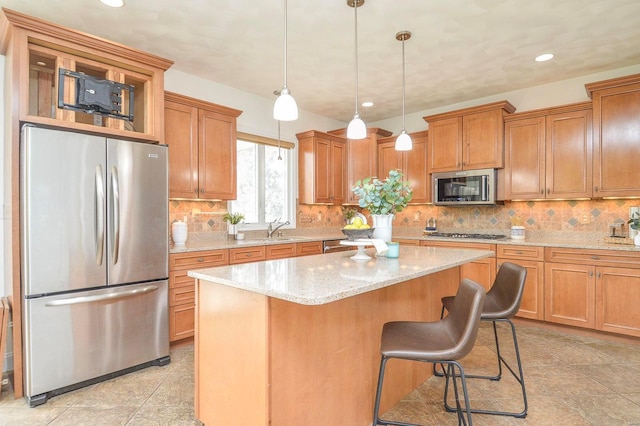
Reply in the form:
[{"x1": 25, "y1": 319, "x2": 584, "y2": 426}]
[{"x1": 371, "y1": 63, "x2": 640, "y2": 133}]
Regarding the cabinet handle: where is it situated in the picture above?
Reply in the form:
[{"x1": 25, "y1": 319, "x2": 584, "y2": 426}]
[
  {"x1": 515, "y1": 251, "x2": 523, "y2": 255},
  {"x1": 547, "y1": 188, "x2": 550, "y2": 194},
  {"x1": 594, "y1": 186, "x2": 599, "y2": 192},
  {"x1": 540, "y1": 189, "x2": 544, "y2": 195},
  {"x1": 589, "y1": 271, "x2": 594, "y2": 277},
  {"x1": 197, "y1": 258, "x2": 205, "y2": 262},
  {"x1": 591, "y1": 256, "x2": 600, "y2": 260},
  {"x1": 597, "y1": 272, "x2": 601, "y2": 279},
  {"x1": 194, "y1": 189, "x2": 198, "y2": 193},
  {"x1": 246, "y1": 253, "x2": 252, "y2": 257}
]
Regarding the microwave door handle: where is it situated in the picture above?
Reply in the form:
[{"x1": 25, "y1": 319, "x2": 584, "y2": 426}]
[
  {"x1": 481, "y1": 175, "x2": 488, "y2": 201},
  {"x1": 95, "y1": 165, "x2": 105, "y2": 266},
  {"x1": 111, "y1": 166, "x2": 120, "y2": 266}
]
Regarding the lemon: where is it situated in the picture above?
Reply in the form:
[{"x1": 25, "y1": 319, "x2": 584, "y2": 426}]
[
  {"x1": 344, "y1": 224, "x2": 358, "y2": 230},
  {"x1": 352, "y1": 217, "x2": 364, "y2": 227},
  {"x1": 360, "y1": 224, "x2": 370, "y2": 229}
]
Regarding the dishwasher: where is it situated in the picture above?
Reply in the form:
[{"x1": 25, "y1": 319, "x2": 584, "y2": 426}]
[{"x1": 322, "y1": 239, "x2": 355, "y2": 253}]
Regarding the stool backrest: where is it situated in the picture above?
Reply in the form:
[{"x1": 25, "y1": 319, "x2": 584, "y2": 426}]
[
  {"x1": 486, "y1": 262, "x2": 528, "y2": 319},
  {"x1": 443, "y1": 278, "x2": 486, "y2": 360}
]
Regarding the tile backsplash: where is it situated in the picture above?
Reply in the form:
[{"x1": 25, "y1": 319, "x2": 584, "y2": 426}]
[{"x1": 170, "y1": 198, "x2": 639, "y2": 238}]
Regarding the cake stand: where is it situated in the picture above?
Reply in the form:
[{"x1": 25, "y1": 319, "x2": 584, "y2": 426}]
[{"x1": 339, "y1": 240, "x2": 374, "y2": 260}]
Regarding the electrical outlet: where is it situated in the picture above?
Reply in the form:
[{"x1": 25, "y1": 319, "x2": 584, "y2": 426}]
[
  {"x1": 581, "y1": 214, "x2": 590, "y2": 224},
  {"x1": 1, "y1": 378, "x2": 8, "y2": 385}
]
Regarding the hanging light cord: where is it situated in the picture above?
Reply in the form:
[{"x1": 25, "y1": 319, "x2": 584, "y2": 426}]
[
  {"x1": 283, "y1": 0, "x2": 289, "y2": 90},
  {"x1": 353, "y1": 1, "x2": 360, "y2": 115}
]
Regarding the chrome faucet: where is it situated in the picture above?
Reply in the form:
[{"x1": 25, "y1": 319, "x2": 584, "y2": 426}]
[{"x1": 267, "y1": 218, "x2": 290, "y2": 238}]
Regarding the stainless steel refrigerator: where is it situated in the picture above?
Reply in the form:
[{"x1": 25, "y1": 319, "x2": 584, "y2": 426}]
[{"x1": 21, "y1": 125, "x2": 170, "y2": 407}]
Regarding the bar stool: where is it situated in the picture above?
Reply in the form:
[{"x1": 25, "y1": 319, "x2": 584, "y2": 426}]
[
  {"x1": 373, "y1": 278, "x2": 486, "y2": 426},
  {"x1": 437, "y1": 261, "x2": 528, "y2": 418}
]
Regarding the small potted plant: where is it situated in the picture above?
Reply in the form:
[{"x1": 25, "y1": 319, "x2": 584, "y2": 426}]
[
  {"x1": 351, "y1": 169, "x2": 413, "y2": 241},
  {"x1": 223, "y1": 212, "x2": 245, "y2": 239},
  {"x1": 628, "y1": 212, "x2": 640, "y2": 246}
]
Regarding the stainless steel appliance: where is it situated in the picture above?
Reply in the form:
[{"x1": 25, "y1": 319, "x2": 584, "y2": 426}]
[
  {"x1": 21, "y1": 125, "x2": 170, "y2": 407},
  {"x1": 432, "y1": 168, "x2": 496, "y2": 206},
  {"x1": 323, "y1": 239, "x2": 354, "y2": 253}
]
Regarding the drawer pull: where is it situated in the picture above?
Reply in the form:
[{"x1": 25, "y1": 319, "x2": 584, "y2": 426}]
[
  {"x1": 246, "y1": 253, "x2": 252, "y2": 257},
  {"x1": 591, "y1": 256, "x2": 600, "y2": 260},
  {"x1": 515, "y1": 251, "x2": 523, "y2": 255},
  {"x1": 197, "y1": 258, "x2": 205, "y2": 262}
]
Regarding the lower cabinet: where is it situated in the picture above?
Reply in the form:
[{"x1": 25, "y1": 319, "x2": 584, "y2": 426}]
[
  {"x1": 544, "y1": 247, "x2": 640, "y2": 338},
  {"x1": 496, "y1": 245, "x2": 545, "y2": 320},
  {"x1": 296, "y1": 241, "x2": 323, "y2": 256},
  {"x1": 421, "y1": 240, "x2": 496, "y2": 291},
  {"x1": 169, "y1": 249, "x2": 230, "y2": 342}
]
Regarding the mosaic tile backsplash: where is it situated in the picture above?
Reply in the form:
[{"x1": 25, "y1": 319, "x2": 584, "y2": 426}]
[{"x1": 170, "y1": 198, "x2": 640, "y2": 239}]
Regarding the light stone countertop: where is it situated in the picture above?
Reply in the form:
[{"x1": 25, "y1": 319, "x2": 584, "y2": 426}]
[{"x1": 188, "y1": 246, "x2": 494, "y2": 305}]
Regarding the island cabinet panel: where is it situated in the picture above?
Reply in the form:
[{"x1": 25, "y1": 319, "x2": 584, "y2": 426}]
[
  {"x1": 169, "y1": 250, "x2": 229, "y2": 342},
  {"x1": 586, "y1": 74, "x2": 640, "y2": 197},
  {"x1": 377, "y1": 130, "x2": 430, "y2": 203},
  {"x1": 496, "y1": 245, "x2": 545, "y2": 320},
  {"x1": 502, "y1": 102, "x2": 592, "y2": 200},
  {"x1": 328, "y1": 128, "x2": 393, "y2": 204},
  {"x1": 296, "y1": 241, "x2": 323, "y2": 256},
  {"x1": 195, "y1": 266, "x2": 461, "y2": 425},
  {"x1": 164, "y1": 92, "x2": 242, "y2": 200},
  {"x1": 421, "y1": 240, "x2": 496, "y2": 290},
  {"x1": 297, "y1": 130, "x2": 347, "y2": 205},
  {"x1": 424, "y1": 101, "x2": 516, "y2": 173}
]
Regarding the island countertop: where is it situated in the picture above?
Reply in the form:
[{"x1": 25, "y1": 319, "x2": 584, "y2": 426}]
[{"x1": 188, "y1": 245, "x2": 493, "y2": 305}]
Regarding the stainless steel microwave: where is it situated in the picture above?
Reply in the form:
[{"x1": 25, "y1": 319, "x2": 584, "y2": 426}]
[{"x1": 432, "y1": 169, "x2": 496, "y2": 206}]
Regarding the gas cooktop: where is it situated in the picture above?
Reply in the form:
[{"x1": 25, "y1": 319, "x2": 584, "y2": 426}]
[{"x1": 428, "y1": 232, "x2": 508, "y2": 240}]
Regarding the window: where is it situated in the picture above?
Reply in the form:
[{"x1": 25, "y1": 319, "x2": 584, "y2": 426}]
[{"x1": 230, "y1": 134, "x2": 295, "y2": 230}]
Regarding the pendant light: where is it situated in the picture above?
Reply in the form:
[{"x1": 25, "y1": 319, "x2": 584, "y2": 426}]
[
  {"x1": 395, "y1": 31, "x2": 412, "y2": 151},
  {"x1": 274, "y1": 0, "x2": 298, "y2": 121},
  {"x1": 346, "y1": 0, "x2": 366, "y2": 139}
]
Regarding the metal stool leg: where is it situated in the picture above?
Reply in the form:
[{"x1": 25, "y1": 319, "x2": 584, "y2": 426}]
[
  {"x1": 442, "y1": 361, "x2": 473, "y2": 426},
  {"x1": 373, "y1": 356, "x2": 421, "y2": 426}
]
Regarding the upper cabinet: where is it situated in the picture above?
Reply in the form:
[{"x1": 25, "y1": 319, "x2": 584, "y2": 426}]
[
  {"x1": 0, "y1": 8, "x2": 173, "y2": 143},
  {"x1": 502, "y1": 102, "x2": 592, "y2": 200},
  {"x1": 423, "y1": 101, "x2": 516, "y2": 172},
  {"x1": 165, "y1": 92, "x2": 242, "y2": 200},
  {"x1": 586, "y1": 73, "x2": 640, "y2": 198},
  {"x1": 328, "y1": 127, "x2": 392, "y2": 205},
  {"x1": 297, "y1": 130, "x2": 346, "y2": 205},
  {"x1": 377, "y1": 130, "x2": 430, "y2": 204}
]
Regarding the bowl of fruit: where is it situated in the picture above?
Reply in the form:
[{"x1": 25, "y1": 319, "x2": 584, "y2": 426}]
[{"x1": 342, "y1": 214, "x2": 374, "y2": 241}]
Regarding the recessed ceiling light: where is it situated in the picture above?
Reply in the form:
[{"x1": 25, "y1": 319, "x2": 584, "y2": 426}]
[
  {"x1": 361, "y1": 101, "x2": 374, "y2": 107},
  {"x1": 535, "y1": 53, "x2": 554, "y2": 62},
  {"x1": 100, "y1": 0, "x2": 124, "y2": 7}
]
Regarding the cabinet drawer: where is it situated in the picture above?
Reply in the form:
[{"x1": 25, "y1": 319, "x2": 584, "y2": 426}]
[
  {"x1": 296, "y1": 241, "x2": 323, "y2": 256},
  {"x1": 496, "y1": 245, "x2": 544, "y2": 261},
  {"x1": 266, "y1": 244, "x2": 296, "y2": 260},
  {"x1": 545, "y1": 247, "x2": 640, "y2": 268},
  {"x1": 170, "y1": 285, "x2": 195, "y2": 305},
  {"x1": 170, "y1": 249, "x2": 229, "y2": 270},
  {"x1": 229, "y1": 246, "x2": 266, "y2": 264},
  {"x1": 170, "y1": 269, "x2": 195, "y2": 289},
  {"x1": 421, "y1": 240, "x2": 496, "y2": 255}
]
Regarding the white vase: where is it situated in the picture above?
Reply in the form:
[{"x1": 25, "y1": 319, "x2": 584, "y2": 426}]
[
  {"x1": 228, "y1": 223, "x2": 238, "y2": 240},
  {"x1": 172, "y1": 221, "x2": 188, "y2": 246},
  {"x1": 634, "y1": 232, "x2": 640, "y2": 247},
  {"x1": 371, "y1": 214, "x2": 394, "y2": 242}
]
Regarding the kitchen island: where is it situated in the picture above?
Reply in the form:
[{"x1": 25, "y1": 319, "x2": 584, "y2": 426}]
[{"x1": 189, "y1": 245, "x2": 493, "y2": 425}]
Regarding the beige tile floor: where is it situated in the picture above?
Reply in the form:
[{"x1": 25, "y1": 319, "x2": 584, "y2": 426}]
[{"x1": 1, "y1": 321, "x2": 640, "y2": 425}]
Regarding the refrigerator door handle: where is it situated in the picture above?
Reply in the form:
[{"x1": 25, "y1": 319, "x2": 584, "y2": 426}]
[
  {"x1": 111, "y1": 166, "x2": 120, "y2": 266},
  {"x1": 95, "y1": 165, "x2": 105, "y2": 266},
  {"x1": 44, "y1": 285, "x2": 159, "y2": 307}
]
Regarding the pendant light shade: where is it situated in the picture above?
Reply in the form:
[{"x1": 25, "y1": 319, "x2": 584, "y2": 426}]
[
  {"x1": 395, "y1": 30, "x2": 412, "y2": 151},
  {"x1": 346, "y1": 0, "x2": 366, "y2": 139},
  {"x1": 274, "y1": 0, "x2": 298, "y2": 121}
]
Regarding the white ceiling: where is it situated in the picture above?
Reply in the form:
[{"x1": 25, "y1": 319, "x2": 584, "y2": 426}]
[{"x1": 2, "y1": 0, "x2": 640, "y2": 123}]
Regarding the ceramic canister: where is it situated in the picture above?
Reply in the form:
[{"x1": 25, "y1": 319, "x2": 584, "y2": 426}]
[{"x1": 172, "y1": 221, "x2": 188, "y2": 246}]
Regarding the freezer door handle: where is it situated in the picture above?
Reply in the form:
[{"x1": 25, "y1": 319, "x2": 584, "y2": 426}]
[
  {"x1": 111, "y1": 166, "x2": 120, "y2": 266},
  {"x1": 95, "y1": 165, "x2": 105, "y2": 266},
  {"x1": 44, "y1": 284, "x2": 159, "y2": 307}
]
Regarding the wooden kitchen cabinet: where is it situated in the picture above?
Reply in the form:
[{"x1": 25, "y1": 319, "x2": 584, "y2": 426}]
[
  {"x1": 377, "y1": 130, "x2": 430, "y2": 203},
  {"x1": 165, "y1": 92, "x2": 242, "y2": 200},
  {"x1": 496, "y1": 245, "x2": 545, "y2": 320},
  {"x1": 229, "y1": 246, "x2": 267, "y2": 264},
  {"x1": 169, "y1": 249, "x2": 229, "y2": 341},
  {"x1": 502, "y1": 102, "x2": 592, "y2": 200},
  {"x1": 328, "y1": 128, "x2": 393, "y2": 204},
  {"x1": 420, "y1": 240, "x2": 496, "y2": 290},
  {"x1": 296, "y1": 241, "x2": 323, "y2": 256},
  {"x1": 586, "y1": 73, "x2": 640, "y2": 198},
  {"x1": 545, "y1": 247, "x2": 640, "y2": 337},
  {"x1": 423, "y1": 101, "x2": 516, "y2": 173},
  {"x1": 297, "y1": 130, "x2": 347, "y2": 205},
  {"x1": 266, "y1": 244, "x2": 297, "y2": 260}
]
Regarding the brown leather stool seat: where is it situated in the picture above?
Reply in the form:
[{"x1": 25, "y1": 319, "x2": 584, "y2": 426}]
[
  {"x1": 437, "y1": 261, "x2": 528, "y2": 418},
  {"x1": 373, "y1": 278, "x2": 486, "y2": 426}
]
